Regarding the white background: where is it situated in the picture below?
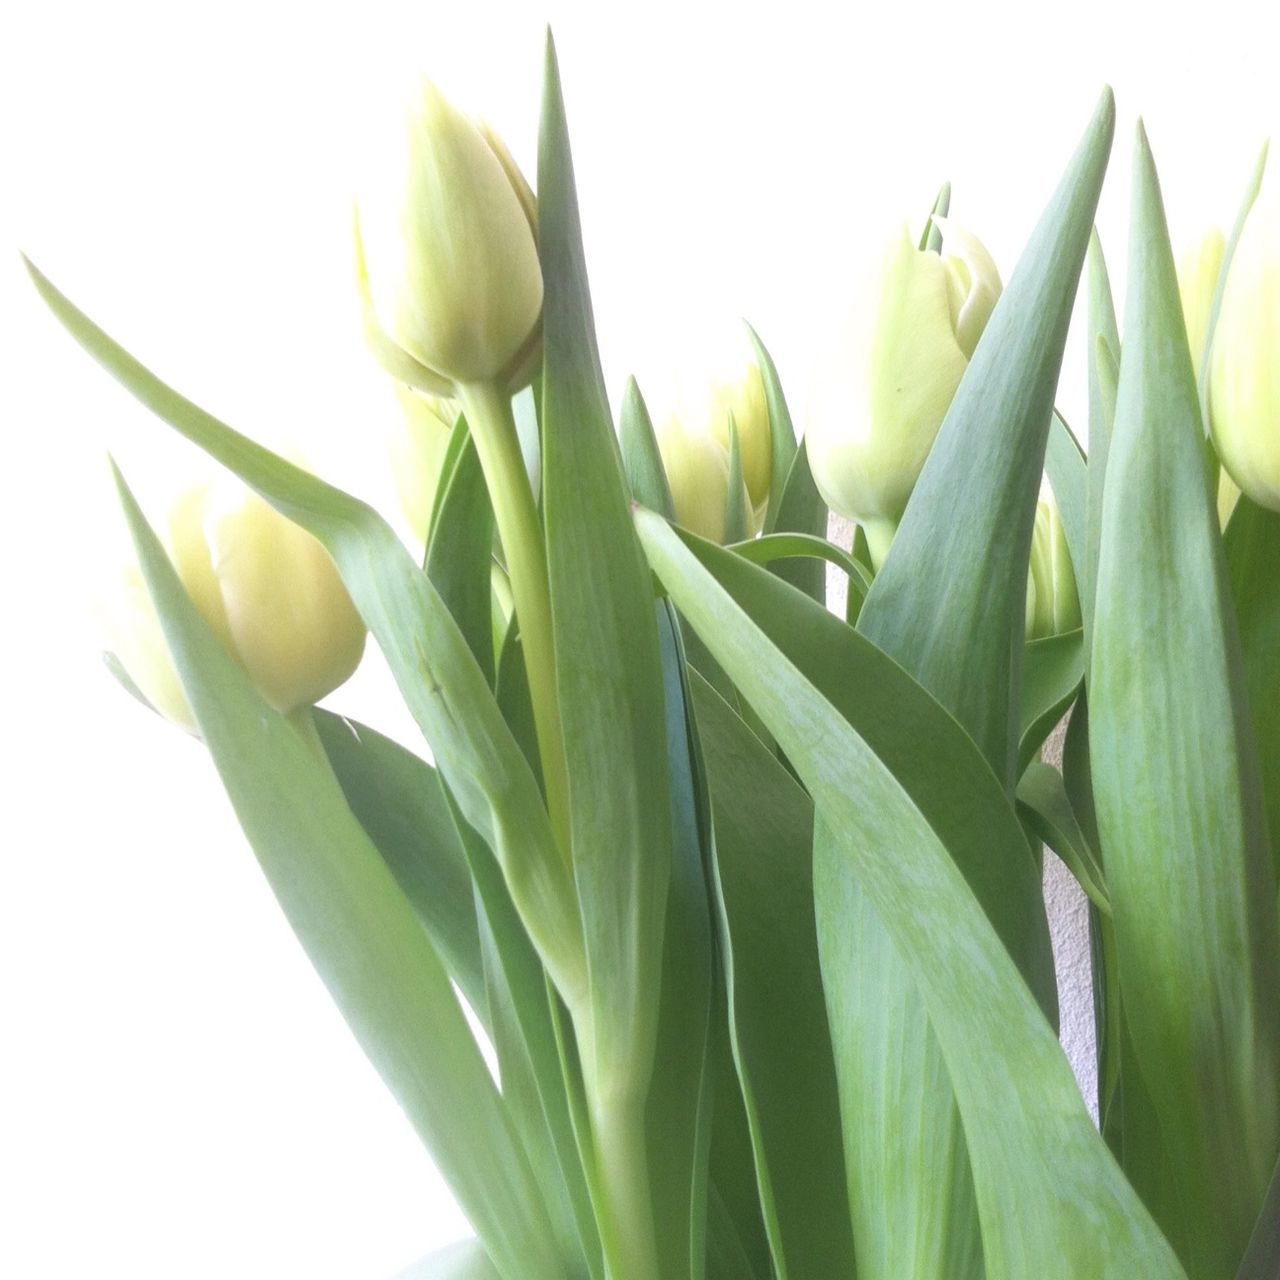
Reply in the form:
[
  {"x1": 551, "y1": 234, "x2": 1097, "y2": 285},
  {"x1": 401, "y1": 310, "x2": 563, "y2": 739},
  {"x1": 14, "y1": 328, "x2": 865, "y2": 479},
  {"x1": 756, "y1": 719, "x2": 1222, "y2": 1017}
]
[{"x1": 2, "y1": 1, "x2": 1277, "y2": 1276}]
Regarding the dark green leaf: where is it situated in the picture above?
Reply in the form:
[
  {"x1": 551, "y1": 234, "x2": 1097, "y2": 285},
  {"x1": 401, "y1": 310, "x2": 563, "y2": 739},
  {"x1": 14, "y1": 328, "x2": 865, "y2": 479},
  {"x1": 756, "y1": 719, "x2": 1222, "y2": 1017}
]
[{"x1": 693, "y1": 672, "x2": 856, "y2": 1279}]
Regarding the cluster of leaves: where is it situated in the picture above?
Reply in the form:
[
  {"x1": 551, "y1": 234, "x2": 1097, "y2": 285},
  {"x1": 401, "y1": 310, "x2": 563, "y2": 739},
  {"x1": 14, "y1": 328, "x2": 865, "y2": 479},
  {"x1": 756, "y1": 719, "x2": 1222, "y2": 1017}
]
[{"x1": 27, "y1": 33, "x2": 1279, "y2": 1280}]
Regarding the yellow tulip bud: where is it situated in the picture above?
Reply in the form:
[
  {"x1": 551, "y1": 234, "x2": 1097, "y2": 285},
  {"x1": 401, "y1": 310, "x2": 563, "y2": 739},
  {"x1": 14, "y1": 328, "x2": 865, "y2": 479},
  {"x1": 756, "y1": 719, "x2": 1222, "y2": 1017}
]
[
  {"x1": 103, "y1": 468, "x2": 367, "y2": 727},
  {"x1": 390, "y1": 385, "x2": 458, "y2": 544},
  {"x1": 1176, "y1": 227, "x2": 1225, "y2": 380},
  {"x1": 1209, "y1": 193, "x2": 1280, "y2": 513},
  {"x1": 1025, "y1": 488, "x2": 1080, "y2": 640},
  {"x1": 655, "y1": 417, "x2": 749, "y2": 544},
  {"x1": 807, "y1": 220, "x2": 1002, "y2": 567},
  {"x1": 355, "y1": 78, "x2": 543, "y2": 391},
  {"x1": 688, "y1": 333, "x2": 772, "y2": 516}
]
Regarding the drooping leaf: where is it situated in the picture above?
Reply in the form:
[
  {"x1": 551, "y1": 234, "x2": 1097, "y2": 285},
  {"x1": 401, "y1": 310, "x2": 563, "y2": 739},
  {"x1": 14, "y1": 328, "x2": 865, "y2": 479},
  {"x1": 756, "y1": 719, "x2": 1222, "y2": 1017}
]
[
  {"x1": 636, "y1": 507, "x2": 1186, "y2": 1280},
  {"x1": 24, "y1": 257, "x2": 588, "y2": 1033},
  {"x1": 1088, "y1": 125, "x2": 1280, "y2": 1280},
  {"x1": 113, "y1": 463, "x2": 564, "y2": 1280}
]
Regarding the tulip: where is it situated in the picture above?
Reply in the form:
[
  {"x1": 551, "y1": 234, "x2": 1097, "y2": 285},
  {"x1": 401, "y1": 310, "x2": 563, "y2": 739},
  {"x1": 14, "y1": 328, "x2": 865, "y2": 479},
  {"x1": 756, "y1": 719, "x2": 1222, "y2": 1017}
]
[
  {"x1": 1025, "y1": 488, "x2": 1081, "y2": 640},
  {"x1": 655, "y1": 416, "x2": 749, "y2": 544},
  {"x1": 390, "y1": 385, "x2": 458, "y2": 544},
  {"x1": 1209, "y1": 192, "x2": 1280, "y2": 513},
  {"x1": 688, "y1": 332, "x2": 772, "y2": 517},
  {"x1": 807, "y1": 219, "x2": 1002, "y2": 568},
  {"x1": 355, "y1": 78, "x2": 543, "y2": 393},
  {"x1": 103, "y1": 468, "x2": 367, "y2": 728},
  {"x1": 1176, "y1": 227, "x2": 1225, "y2": 381}
]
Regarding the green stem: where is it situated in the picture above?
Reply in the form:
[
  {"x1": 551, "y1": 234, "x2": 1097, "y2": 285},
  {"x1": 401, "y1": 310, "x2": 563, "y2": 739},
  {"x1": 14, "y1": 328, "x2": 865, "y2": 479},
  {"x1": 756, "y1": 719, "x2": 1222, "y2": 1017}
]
[
  {"x1": 458, "y1": 381, "x2": 572, "y2": 864},
  {"x1": 861, "y1": 515, "x2": 899, "y2": 573},
  {"x1": 590, "y1": 1092, "x2": 662, "y2": 1280}
]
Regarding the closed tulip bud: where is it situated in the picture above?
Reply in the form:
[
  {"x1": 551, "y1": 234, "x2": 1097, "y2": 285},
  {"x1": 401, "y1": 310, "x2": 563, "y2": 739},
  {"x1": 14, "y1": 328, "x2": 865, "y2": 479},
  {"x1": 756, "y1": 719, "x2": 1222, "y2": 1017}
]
[
  {"x1": 390, "y1": 385, "x2": 458, "y2": 543},
  {"x1": 688, "y1": 332, "x2": 772, "y2": 517},
  {"x1": 1209, "y1": 192, "x2": 1280, "y2": 513},
  {"x1": 1176, "y1": 227, "x2": 1224, "y2": 380},
  {"x1": 103, "y1": 467, "x2": 367, "y2": 728},
  {"x1": 807, "y1": 219, "x2": 1002, "y2": 568},
  {"x1": 655, "y1": 417, "x2": 749, "y2": 544},
  {"x1": 1025, "y1": 489, "x2": 1081, "y2": 640},
  {"x1": 355, "y1": 78, "x2": 543, "y2": 392}
]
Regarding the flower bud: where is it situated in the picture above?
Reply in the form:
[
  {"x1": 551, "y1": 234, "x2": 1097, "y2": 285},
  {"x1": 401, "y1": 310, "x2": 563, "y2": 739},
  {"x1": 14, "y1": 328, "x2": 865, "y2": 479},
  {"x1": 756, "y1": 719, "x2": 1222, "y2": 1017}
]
[
  {"x1": 1209, "y1": 193, "x2": 1280, "y2": 513},
  {"x1": 103, "y1": 468, "x2": 367, "y2": 728},
  {"x1": 655, "y1": 417, "x2": 749, "y2": 544},
  {"x1": 390, "y1": 385, "x2": 458, "y2": 544},
  {"x1": 1025, "y1": 488, "x2": 1081, "y2": 640},
  {"x1": 807, "y1": 220, "x2": 1002, "y2": 565},
  {"x1": 1176, "y1": 227, "x2": 1225, "y2": 380},
  {"x1": 355, "y1": 78, "x2": 543, "y2": 391},
  {"x1": 688, "y1": 333, "x2": 772, "y2": 517}
]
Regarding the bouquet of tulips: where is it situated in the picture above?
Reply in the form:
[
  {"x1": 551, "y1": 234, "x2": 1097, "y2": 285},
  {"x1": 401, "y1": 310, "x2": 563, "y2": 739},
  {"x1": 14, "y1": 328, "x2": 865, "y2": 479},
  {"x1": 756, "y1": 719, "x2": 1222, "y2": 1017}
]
[{"x1": 25, "y1": 30, "x2": 1280, "y2": 1280}]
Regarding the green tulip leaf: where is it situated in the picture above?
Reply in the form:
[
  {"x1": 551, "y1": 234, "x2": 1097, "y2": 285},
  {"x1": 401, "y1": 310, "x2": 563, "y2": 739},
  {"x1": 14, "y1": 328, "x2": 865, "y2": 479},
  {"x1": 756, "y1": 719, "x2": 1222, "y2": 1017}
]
[
  {"x1": 693, "y1": 671, "x2": 856, "y2": 1279},
  {"x1": 1089, "y1": 125, "x2": 1280, "y2": 1279},
  {"x1": 112, "y1": 462, "x2": 564, "y2": 1280},
  {"x1": 1019, "y1": 629, "x2": 1085, "y2": 773},
  {"x1": 1016, "y1": 760, "x2": 1110, "y2": 915},
  {"x1": 635, "y1": 507, "x2": 1186, "y2": 1280},
  {"x1": 619, "y1": 375, "x2": 676, "y2": 519}
]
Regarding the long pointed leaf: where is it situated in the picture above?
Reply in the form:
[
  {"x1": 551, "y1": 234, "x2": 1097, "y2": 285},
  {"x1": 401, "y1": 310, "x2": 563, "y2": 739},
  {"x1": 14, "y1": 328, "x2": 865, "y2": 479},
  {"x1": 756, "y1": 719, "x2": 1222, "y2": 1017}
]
[
  {"x1": 1089, "y1": 126, "x2": 1280, "y2": 1279},
  {"x1": 113, "y1": 464, "x2": 563, "y2": 1280}
]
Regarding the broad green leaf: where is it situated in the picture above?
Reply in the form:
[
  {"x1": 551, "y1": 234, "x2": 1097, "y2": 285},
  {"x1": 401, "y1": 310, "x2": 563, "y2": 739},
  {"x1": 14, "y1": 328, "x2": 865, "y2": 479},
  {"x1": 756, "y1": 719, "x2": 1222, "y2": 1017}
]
[
  {"x1": 24, "y1": 258, "x2": 588, "y2": 1030},
  {"x1": 394, "y1": 1241, "x2": 501, "y2": 1280},
  {"x1": 312, "y1": 711, "x2": 485, "y2": 1018},
  {"x1": 1089, "y1": 126, "x2": 1280, "y2": 1280},
  {"x1": 425, "y1": 421, "x2": 496, "y2": 685},
  {"x1": 859, "y1": 89, "x2": 1114, "y2": 785},
  {"x1": 1018, "y1": 629, "x2": 1084, "y2": 773},
  {"x1": 693, "y1": 672, "x2": 856, "y2": 1279},
  {"x1": 619, "y1": 376, "x2": 675, "y2": 519},
  {"x1": 113, "y1": 465, "x2": 563, "y2": 1280},
  {"x1": 1224, "y1": 497, "x2": 1280, "y2": 883},
  {"x1": 644, "y1": 602, "x2": 715, "y2": 1280},
  {"x1": 636, "y1": 508, "x2": 1186, "y2": 1280},
  {"x1": 1016, "y1": 761, "x2": 1110, "y2": 915},
  {"x1": 707, "y1": 1182, "x2": 766, "y2": 1280},
  {"x1": 919, "y1": 180, "x2": 952, "y2": 252},
  {"x1": 538, "y1": 35, "x2": 674, "y2": 1274}
]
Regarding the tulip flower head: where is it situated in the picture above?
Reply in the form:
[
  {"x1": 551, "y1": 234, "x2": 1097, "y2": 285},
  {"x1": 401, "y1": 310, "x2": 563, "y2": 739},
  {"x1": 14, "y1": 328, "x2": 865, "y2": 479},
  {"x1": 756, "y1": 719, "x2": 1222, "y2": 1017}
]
[
  {"x1": 655, "y1": 415, "x2": 749, "y2": 544},
  {"x1": 1209, "y1": 191, "x2": 1280, "y2": 513},
  {"x1": 101, "y1": 466, "x2": 367, "y2": 729},
  {"x1": 807, "y1": 218, "x2": 1002, "y2": 568},
  {"x1": 355, "y1": 77, "x2": 543, "y2": 394},
  {"x1": 1176, "y1": 226, "x2": 1225, "y2": 381}
]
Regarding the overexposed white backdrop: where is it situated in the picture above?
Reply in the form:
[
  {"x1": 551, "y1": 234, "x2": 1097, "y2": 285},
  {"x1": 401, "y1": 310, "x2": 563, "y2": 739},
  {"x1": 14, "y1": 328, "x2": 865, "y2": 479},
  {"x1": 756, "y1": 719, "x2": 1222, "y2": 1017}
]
[{"x1": 2, "y1": 1, "x2": 1277, "y2": 1276}]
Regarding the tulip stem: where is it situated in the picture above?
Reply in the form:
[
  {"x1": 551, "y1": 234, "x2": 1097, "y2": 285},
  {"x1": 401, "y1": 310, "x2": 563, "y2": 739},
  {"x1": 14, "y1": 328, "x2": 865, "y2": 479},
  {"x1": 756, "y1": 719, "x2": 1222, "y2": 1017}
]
[
  {"x1": 589, "y1": 1091, "x2": 663, "y2": 1280},
  {"x1": 458, "y1": 381, "x2": 572, "y2": 864}
]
